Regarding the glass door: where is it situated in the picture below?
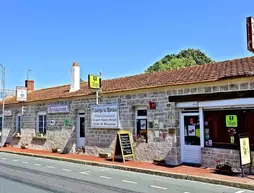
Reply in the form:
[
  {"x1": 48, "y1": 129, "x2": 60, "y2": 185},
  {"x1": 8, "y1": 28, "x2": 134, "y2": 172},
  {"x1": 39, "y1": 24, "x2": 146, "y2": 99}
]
[{"x1": 181, "y1": 113, "x2": 201, "y2": 164}]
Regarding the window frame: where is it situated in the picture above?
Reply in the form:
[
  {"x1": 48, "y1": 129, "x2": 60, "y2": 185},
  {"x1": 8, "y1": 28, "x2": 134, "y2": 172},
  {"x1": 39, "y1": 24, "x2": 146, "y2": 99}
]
[
  {"x1": 135, "y1": 107, "x2": 148, "y2": 142},
  {"x1": 36, "y1": 111, "x2": 47, "y2": 135},
  {"x1": 16, "y1": 113, "x2": 22, "y2": 133},
  {"x1": 203, "y1": 109, "x2": 254, "y2": 150}
]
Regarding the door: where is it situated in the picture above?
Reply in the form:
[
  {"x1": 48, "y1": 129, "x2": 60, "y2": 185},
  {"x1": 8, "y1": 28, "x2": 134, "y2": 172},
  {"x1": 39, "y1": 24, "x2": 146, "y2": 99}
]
[
  {"x1": 181, "y1": 113, "x2": 201, "y2": 164},
  {"x1": 77, "y1": 113, "x2": 85, "y2": 148}
]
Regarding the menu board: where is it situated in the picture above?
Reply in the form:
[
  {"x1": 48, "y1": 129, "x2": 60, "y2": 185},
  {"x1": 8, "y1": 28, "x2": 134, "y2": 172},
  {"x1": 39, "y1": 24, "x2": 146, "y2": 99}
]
[
  {"x1": 113, "y1": 131, "x2": 135, "y2": 162},
  {"x1": 239, "y1": 134, "x2": 251, "y2": 166}
]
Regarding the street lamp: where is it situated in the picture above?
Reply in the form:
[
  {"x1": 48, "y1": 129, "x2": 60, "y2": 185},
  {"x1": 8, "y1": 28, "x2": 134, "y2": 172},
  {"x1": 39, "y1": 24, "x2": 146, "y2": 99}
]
[{"x1": 0, "y1": 64, "x2": 5, "y2": 147}]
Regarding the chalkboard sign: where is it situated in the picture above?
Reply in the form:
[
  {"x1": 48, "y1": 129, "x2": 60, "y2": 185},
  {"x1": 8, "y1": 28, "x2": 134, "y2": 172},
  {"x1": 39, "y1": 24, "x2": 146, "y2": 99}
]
[{"x1": 113, "y1": 130, "x2": 135, "y2": 162}]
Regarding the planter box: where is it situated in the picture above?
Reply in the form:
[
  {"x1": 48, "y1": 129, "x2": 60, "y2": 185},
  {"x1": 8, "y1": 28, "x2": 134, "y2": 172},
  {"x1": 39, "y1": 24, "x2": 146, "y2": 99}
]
[
  {"x1": 33, "y1": 135, "x2": 47, "y2": 140},
  {"x1": 153, "y1": 159, "x2": 165, "y2": 166},
  {"x1": 52, "y1": 148, "x2": 61, "y2": 153},
  {"x1": 99, "y1": 153, "x2": 110, "y2": 158},
  {"x1": 136, "y1": 139, "x2": 146, "y2": 143}
]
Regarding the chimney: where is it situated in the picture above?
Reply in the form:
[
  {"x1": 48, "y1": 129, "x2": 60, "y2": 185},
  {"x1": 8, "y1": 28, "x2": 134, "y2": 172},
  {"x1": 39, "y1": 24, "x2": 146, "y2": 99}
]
[
  {"x1": 25, "y1": 80, "x2": 34, "y2": 91},
  {"x1": 69, "y1": 62, "x2": 80, "y2": 92}
]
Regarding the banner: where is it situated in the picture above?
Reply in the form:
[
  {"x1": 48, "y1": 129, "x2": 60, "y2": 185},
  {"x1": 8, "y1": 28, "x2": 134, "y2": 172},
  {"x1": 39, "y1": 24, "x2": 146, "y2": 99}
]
[
  {"x1": 88, "y1": 74, "x2": 101, "y2": 89},
  {"x1": 91, "y1": 104, "x2": 119, "y2": 128}
]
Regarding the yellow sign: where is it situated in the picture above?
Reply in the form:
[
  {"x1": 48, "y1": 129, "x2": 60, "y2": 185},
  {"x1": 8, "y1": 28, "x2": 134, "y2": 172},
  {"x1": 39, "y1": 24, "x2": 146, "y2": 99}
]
[
  {"x1": 195, "y1": 129, "x2": 200, "y2": 137},
  {"x1": 226, "y1": 115, "x2": 238, "y2": 127},
  {"x1": 240, "y1": 137, "x2": 251, "y2": 165},
  {"x1": 88, "y1": 74, "x2": 101, "y2": 89}
]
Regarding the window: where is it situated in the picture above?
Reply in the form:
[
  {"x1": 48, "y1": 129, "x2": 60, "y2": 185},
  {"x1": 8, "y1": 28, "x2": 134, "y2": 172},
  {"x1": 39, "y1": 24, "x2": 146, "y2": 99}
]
[
  {"x1": 37, "y1": 112, "x2": 47, "y2": 135},
  {"x1": 135, "y1": 108, "x2": 147, "y2": 142},
  {"x1": 16, "y1": 113, "x2": 21, "y2": 133},
  {"x1": 204, "y1": 109, "x2": 254, "y2": 150}
]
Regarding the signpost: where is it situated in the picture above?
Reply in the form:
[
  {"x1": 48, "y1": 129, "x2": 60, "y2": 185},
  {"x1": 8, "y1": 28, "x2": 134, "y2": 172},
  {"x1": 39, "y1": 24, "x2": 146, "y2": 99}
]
[
  {"x1": 112, "y1": 130, "x2": 135, "y2": 162},
  {"x1": 239, "y1": 133, "x2": 252, "y2": 177}
]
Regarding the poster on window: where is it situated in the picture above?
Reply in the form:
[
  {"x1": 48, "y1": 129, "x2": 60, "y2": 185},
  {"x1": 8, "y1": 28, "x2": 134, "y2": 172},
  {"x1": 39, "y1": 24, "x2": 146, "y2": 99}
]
[
  {"x1": 91, "y1": 104, "x2": 119, "y2": 129},
  {"x1": 188, "y1": 125, "x2": 196, "y2": 136},
  {"x1": 140, "y1": 120, "x2": 146, "y2": 130},
  {"x1": 226, "y1": 115, "x2": 238, "y2": 127},
  {"x1": 239, "y1": 135, "x2": 251, "y2": 166}
]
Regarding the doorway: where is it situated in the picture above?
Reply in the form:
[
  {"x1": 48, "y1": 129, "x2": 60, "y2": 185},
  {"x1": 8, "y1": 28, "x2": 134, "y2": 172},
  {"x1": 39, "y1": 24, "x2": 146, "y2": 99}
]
[
  {"x1": 77, "y1": 113, "x2": 85, "y2": 148},
  {"x1": 180, "y1": 113, "x2": 201, "y2": 164}
]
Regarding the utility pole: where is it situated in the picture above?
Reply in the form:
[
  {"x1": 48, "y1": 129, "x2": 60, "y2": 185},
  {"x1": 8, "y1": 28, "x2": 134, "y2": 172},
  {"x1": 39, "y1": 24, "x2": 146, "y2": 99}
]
[{"x1": 0, "y1": 64, "x2": 5, "y2": 147}]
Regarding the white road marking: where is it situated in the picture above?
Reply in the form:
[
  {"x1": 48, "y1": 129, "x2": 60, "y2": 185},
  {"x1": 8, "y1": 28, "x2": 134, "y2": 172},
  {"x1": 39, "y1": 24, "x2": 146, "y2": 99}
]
[
  {"x1": 184, "y1": 192, "x2": 190, "y2": 193},
  {"x1": 22, "y1": 161, "x2": 28, "y2": 164},
  {"x1": 46, "y1": 166, "x2": 55, "y2": 169},
  {"x1": 62, "y1": 169, "x2": 71, "y2": 172},
  {"x1": 12, "y1": 160, "x2": 18, "y2": 162},
  {"x1": 235, "y1": 191, "x2": 245, "y2": 193},
  {"x1": 150, "y1": 185, "x2": 167, "y2": 190},
  {"x1": 99, "y1": 176, "x2": 112, "y2": 179},
  {"x1": 122, "y1": 180, "x2": 137, "y2": 184},
  {"x1": 35, "y1": 158, "x2": 42, "y2": 160},
  {"x1": 34, "y1": 164, "x2": 41, "y2": 166},
  {"x1": 1, "y1": 158, "x2": 6, "y2": 160},
  {"x1": 80, "y1": 172, "x2": 90, "y2": 175}
]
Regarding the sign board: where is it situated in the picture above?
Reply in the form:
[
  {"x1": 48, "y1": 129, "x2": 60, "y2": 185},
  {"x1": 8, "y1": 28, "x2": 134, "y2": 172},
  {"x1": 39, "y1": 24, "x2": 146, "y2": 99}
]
[
  {"x1": 88, "y1": 74, "x2": 101, "y2": 89},
  {"x1": 91, "y1": 104, "x2": 119, "y2": 128},
  {"x1": 112, "y1": 130, "x2": 135, "y2": 162},
  {"x1": 64, "y1": 119, "x2": 69, "y2": 127},
  {"x1": 226, "y1": 115, "x2": 238, "y2": 127},
  {"x1": 4, "y1": 110, "x2": 12, "y2": 117},
  {"x1": 239, "y1": 134, "x2": 251, "y2": 166},
  {"x1": 238, "y1": 134, "x2": 252, "y2": 177},
  {"x1": 16, "y1": 86, "x2": 27, "y2": 101},
  {"x1": 246, "y1": 16, "x2": 254, "y2": 53},
  {"x1": 48, "y1": 105, "x2": 69, "y2": 114}
]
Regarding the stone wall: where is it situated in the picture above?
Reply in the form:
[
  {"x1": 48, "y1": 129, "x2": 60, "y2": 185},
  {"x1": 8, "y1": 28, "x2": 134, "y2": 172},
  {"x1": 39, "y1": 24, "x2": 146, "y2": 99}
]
[
  {"x1": 2, "y1": 78, "x2": 254, "y2": 165},
  {"x1": 202, "y1": 147, "x2": 254, "y2": 172}
]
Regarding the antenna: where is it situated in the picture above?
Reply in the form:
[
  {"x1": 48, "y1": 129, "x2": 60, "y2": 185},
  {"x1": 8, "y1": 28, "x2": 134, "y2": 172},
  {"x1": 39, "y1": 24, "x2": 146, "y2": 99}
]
[{"x1": 27, "y1": 69, "x2": 31, "y2": 80}]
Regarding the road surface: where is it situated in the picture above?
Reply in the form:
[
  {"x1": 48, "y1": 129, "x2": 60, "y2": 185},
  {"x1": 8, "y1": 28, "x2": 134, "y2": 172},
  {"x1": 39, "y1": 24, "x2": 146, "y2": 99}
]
[{"x1": 0, "y1": 152, "x2": 252, "y2": 193}]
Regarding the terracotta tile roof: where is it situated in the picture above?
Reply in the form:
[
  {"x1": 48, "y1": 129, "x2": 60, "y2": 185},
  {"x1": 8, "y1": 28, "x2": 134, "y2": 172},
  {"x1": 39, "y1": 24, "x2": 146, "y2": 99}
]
[{"x1": 5, "y1": 56, "x2": 254, "y2": 104}]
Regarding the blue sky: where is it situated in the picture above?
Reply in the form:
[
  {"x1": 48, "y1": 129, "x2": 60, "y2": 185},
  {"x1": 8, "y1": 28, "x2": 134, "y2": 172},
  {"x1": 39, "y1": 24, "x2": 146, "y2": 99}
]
[{"x1": 0, "y1": 0, "x2": 253, "y2": 90}]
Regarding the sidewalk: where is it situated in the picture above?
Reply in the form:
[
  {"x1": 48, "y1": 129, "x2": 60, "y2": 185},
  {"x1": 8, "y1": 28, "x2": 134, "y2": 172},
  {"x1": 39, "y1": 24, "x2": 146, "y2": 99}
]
[{"x1": 1, "y1": 147, "x2": 254, "y2": 190}]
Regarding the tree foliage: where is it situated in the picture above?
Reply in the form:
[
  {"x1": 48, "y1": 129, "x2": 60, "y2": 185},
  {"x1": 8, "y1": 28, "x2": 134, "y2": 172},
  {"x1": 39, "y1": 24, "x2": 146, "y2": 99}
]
[{"x1": 145, "y1": 49, "x2": 214, "y2": 73}]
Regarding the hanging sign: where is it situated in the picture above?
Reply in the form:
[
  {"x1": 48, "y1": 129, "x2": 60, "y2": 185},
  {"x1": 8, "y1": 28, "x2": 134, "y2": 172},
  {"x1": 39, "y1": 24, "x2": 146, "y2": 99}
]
[
  {"x1": 226, "y1": 115, "x2": 238, "y2": 127},
  {"x1": 112, "y1": 130, "x2": 135, "y2": 162},
  {"x1": 4, "y1": 110, "x2": 12, "y2": 116},
  {"x1": 48, "y1": 105, "x2": 69, "y2": 114},
  {"x1": 91, "y1": 104, "x2": 119, "y2": 128},
  {"x1": 16, "y1": 86, "x2": 27, "y2": 101},
  {"x1": 88, "y1": 74, "x2": 101, "y2": 89},
  {"x1": 246, "y1": 16, "x2": 254, "y2": 52}
]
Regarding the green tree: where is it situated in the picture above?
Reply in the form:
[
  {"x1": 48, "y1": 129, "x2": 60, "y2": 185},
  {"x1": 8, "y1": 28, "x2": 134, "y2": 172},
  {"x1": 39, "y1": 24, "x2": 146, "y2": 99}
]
[{"x1": 145, "y1": 49, "x2": 214, "y2": 73}]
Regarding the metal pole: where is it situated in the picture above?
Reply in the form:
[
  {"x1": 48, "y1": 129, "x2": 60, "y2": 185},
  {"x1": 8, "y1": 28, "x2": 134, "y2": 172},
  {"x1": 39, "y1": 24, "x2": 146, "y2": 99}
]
[{"x1": 0, "y1": 64, "x2": 5, "y2": 147}]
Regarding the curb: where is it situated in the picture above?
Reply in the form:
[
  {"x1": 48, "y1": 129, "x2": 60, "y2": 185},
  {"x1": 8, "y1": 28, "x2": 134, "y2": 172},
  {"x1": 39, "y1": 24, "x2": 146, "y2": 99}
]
[{"x1": 1, "y1": 149, "x2": 253, "y2": 190}]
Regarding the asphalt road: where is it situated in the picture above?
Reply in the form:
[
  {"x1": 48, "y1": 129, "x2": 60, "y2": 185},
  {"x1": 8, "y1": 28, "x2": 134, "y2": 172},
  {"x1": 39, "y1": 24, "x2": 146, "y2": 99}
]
[{"x1": 0, "y1": 152, "x2": 252, "y2": 193}]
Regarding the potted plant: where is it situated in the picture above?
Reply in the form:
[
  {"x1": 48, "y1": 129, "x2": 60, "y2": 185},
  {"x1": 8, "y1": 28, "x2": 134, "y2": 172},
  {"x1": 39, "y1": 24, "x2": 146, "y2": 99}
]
[
  {"x1": 20, "y1": 143, "x2": 28, "y2": 149},
  {"x1": 13, "y1": 132, "x2": 21, "y2": 138},
  {"x1": 52, "y1": 147, "x2": 61, "y2": 153},
  {"x1": 136, "y1": 134, "x2": 146, "y2": 143},
  {"x1": 215, "y1": 160, "x2": 233, "y2": 175},
  {"x1": 153, "y1": 156, "x2": 165, "y2": 165}
]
